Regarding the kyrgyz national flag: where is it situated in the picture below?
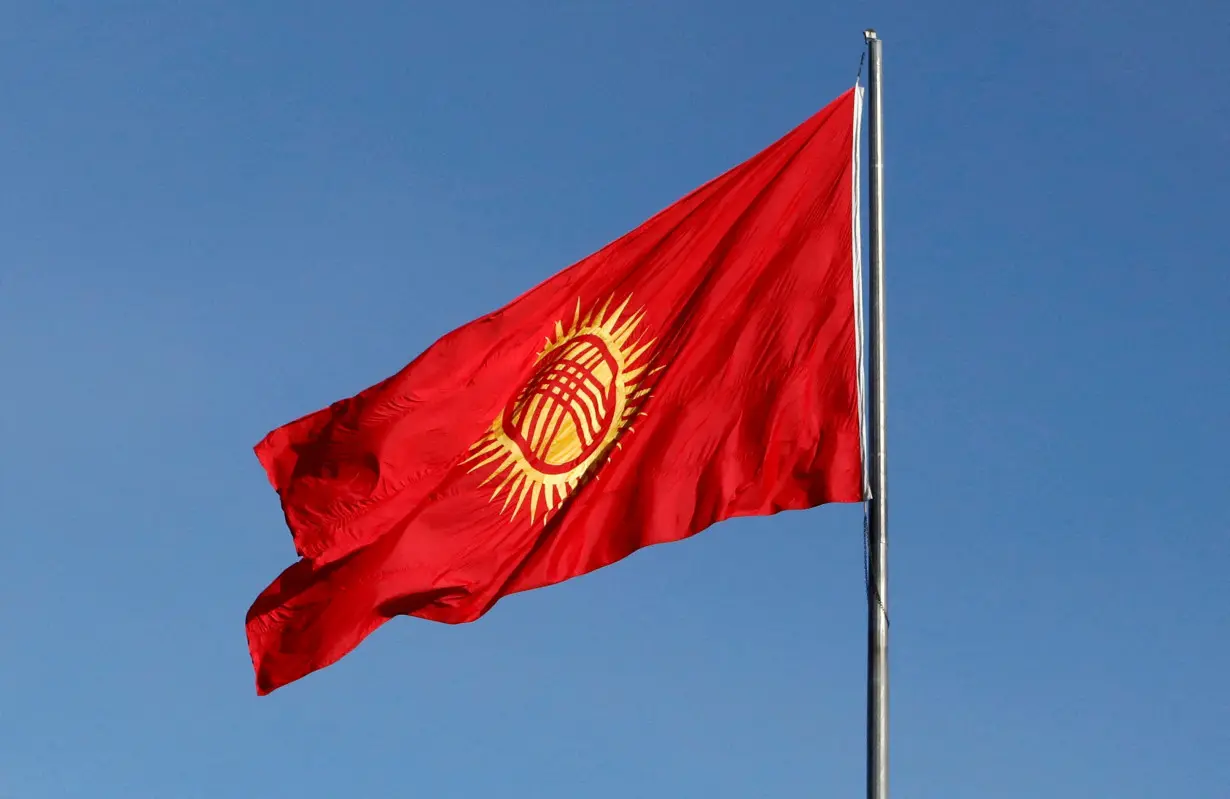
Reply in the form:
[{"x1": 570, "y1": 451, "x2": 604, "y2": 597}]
[{"x1": 248, "y1": 87, "x2": 867, "y2": 694}]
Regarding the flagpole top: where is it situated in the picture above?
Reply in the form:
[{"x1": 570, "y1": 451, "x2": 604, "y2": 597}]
[{"x1": 863, "y1": 29, "x2": 878, "y2": 42}]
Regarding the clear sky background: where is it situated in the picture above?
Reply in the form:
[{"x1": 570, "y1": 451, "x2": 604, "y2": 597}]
[{"x1": 2, "y1": 2, "x2": 1227, "y2": 797}]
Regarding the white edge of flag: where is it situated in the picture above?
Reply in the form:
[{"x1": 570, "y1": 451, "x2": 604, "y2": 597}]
[{"x1": 851, "y1": 84, "x2": 870, "y2": 501}]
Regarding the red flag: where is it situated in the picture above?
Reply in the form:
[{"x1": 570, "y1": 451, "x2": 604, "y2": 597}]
[{"x1": 248, "y1": 87, "x2": 866, "y2": 694}]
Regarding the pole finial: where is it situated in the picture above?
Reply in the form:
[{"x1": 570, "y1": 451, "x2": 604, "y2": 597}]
[{"x1": 863, "y1": 29, "x2": 878, "y2": 42}]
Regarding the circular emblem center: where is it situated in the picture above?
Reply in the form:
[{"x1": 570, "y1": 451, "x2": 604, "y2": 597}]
[
  {"x1": 504, "y1": 333, "x2": 619, "y2": 475},
  {"x1": 464, "y1": 295, "x2": 656, "y2": 524}
]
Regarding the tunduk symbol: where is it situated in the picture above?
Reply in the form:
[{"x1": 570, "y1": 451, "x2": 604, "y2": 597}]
[{"x1": 464, "y1": 296, "x2": 656, "y2": 523}]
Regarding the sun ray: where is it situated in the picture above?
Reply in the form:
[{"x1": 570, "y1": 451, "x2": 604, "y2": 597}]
[
  {"x1": 512, "y1": 477, "x2": 533, "y2": 519},
  {"x1": 478, "y1": 457, "x2": 514, "y2": 488},
  {"x1": 612, "y1": 311, "x2": 644, "y2": 345},
  {"x1": 626, "y1": 339, "x2": 654, "y2": 365},
  {"x1": 465, "y1": 435, "x2": 499, "y2": 458},
  {"x1": 607, "y1": 296, "x2": 631, "y2": 330},
  {"x1": 593, "y1": 295, "x2": 613, "y2": 327},
  {"x1": 468, "y1": 444, "x2": 510, "y2": 474},
  {"x1": 502, "y1": 472, "x2": 526, "y2": 513},
  {"x1": 489, "y1": 463, "x2": 520, "y2": 501},
  {"x1": 529, "y1": 482, "x2": 542, "y2": 522}
]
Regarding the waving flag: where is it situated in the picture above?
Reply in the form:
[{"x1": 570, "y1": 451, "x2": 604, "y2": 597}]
[{"x1": 248, "y1": 86, "x2": 866, "y2": 694}]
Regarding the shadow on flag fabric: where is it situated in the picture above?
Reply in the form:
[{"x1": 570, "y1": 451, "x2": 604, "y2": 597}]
[{"x1": 247, "y1": 86, "x2": 867, "y2": 695}]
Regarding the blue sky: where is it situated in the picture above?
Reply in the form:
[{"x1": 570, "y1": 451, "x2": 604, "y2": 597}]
[{"x1": 2, "y1": 2, "x2": 1227, "y2": 797}]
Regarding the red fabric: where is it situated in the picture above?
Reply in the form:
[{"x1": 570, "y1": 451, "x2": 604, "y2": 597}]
[{"x1": 248, "y1": 88, "x2": 864, "y2": 695}]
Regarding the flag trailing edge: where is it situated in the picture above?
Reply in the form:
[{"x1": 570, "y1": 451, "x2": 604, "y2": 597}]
[{"x1": 247, "y1": 86, "x2": 868, "y2": 695}]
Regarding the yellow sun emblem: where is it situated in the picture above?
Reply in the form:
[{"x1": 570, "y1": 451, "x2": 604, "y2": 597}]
[{"x1": 465, "y1": 295, "x2": 656, "y2": 524}]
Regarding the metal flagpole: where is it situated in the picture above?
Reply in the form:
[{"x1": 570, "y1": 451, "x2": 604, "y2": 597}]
[{"x1": 863, "y1": 28, "x2": 890, "y2": 799}]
